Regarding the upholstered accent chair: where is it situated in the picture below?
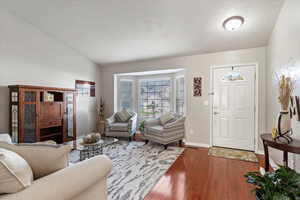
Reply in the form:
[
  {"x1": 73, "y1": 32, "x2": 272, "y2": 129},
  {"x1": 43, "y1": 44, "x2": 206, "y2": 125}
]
[
  {"x1": 105, "y1": 112, "x2": 137, "y2": 140},
  {"x1": 144, "y1": 116, "x2": 185, "y2": 149}
]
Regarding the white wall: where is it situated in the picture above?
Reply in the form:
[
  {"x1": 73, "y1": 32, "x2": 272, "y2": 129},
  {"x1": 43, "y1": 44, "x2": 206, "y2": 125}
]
[
  {"x1": 0, "y1": 10, "x2": 100, "y2": 137},
  {"x1": 101, "y1": 47, "x2": 266, "y2": 150},
  {"x1": 266, "y1": 0, "x2": 300, "y2": 171}
]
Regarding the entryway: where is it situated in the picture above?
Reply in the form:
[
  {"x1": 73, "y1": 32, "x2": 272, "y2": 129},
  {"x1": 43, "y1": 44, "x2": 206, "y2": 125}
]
[{"x1": 211, "y1": 64, "x2": 256, "y2": 151}]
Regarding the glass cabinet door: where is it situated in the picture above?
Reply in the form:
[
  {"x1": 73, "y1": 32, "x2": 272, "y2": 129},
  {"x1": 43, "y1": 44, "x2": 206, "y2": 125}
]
[
  {"x1": 22, "y1": 90, "x2": 39, "y2": 143},
  {"x1": 10, "y1": 91, "x2": 19, "y2": 143},
  {"x1": 65, "y1": 93, "x2": 75, "y2": 138}
]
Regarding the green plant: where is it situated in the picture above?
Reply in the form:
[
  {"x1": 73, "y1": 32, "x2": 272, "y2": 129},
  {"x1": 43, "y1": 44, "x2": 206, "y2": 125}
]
[
  {"x1": 139, "y1": 120, "x2": 145, "y2": 132},
  {"x1": 244, "y1": 166, "x2": 300, "y2": 200}
]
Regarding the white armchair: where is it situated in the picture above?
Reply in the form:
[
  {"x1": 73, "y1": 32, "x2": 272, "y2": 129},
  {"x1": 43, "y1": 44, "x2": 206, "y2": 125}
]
[
  {"x1": 105, "y1": 112, "x2": 137, "y2": 140},
  {"x1": 144, "y1": 116, "x2": 185, "y2": 149}
]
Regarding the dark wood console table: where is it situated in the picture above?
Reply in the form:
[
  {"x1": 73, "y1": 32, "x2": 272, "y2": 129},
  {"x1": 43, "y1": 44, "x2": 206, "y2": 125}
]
[{"x1": 261, "y1": 133, "x2": 300, "y2": 171}]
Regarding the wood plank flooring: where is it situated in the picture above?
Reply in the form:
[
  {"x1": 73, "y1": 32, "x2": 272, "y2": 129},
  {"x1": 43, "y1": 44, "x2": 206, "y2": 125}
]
[{"x1": 144, "y1": 147, "x2": 264, "y2": 200}]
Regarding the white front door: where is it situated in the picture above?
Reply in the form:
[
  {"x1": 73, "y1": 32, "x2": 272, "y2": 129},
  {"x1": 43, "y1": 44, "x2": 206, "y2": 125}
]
[{"x1": 212, "y1": 65, "x2": 255, "y2": 151}]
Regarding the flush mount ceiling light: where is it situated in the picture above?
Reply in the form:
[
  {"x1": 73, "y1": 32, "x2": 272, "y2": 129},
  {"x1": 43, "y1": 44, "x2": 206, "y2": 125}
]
[{"x1": 223, "y1": 16, "x2": 244, "y2": 31}]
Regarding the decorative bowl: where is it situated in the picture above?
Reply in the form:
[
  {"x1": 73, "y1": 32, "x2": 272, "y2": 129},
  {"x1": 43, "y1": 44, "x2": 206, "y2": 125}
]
[{"x1": 82, "y1": 133, "x2": 101, "y2": 144}]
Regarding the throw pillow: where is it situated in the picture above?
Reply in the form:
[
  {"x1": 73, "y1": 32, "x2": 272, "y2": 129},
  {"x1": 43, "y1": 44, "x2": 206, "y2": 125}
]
[
  {"x1": 160, "y1": 113, "x2": 175, "y2": 125},
  {"x1": 0, "y1": 148, "x2": 33, "y2": 194},
  {"x1": 0, "y1": 134, "x2": 12, "y2": 144},
  {"x1": 0, "y1": 142, "x2": 72, "y2": 179},
  {"x1": 115, "y1": 109, "x2": 132, "y2": 122}
]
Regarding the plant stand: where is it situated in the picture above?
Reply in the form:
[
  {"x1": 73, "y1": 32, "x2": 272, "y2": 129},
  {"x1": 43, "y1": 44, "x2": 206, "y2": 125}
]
[{"x1": 97, "y1": 120, "x2": 106, "y2": 136}]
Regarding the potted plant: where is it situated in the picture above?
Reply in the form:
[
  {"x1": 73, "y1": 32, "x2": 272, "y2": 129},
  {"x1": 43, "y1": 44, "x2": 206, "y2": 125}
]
[
  {"x1": 139, "y1": 120, "x2": 145, "y2": 134},
  {"x1": 244, "y1": 166, "x2": 300, "y2": 200}
]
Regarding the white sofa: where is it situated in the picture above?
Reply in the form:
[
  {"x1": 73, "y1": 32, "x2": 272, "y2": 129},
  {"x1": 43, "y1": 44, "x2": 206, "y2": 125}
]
[{"x1": 0, "y1": 134, "x2": 112, "y2": 200}]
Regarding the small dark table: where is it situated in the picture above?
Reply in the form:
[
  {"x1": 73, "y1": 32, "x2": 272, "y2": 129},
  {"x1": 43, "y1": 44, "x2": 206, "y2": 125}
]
[{"x1": 261, "y1": 133, "x2": 300, "y2": 171}]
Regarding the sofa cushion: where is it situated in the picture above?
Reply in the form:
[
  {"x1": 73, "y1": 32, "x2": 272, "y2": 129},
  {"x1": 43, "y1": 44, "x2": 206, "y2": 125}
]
[
  {"x1": 110, "y1": 123, "x2": 128, "y2": 132},
  {"x1": 115, "y1": 109, "x2": 132, "y2": 122},
  {"x1": 0, "y1": 148, "x2": 33, "y2": 194},
  {"x1": 0, "y1": 142, "x2": 72, "y2": 179},
  {"x1": 159, "y1": 113, "x2": 175, "y2": 125},
  {"x1": 148, "y1": 125, "x2": 164, "y2": 134}
]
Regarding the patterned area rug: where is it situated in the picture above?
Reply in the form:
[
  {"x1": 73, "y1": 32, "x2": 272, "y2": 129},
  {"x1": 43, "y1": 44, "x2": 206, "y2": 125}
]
[
  {"x1": 70, "y1": 141, "x2": 184, "y2": 200},
  {"x1": 208, "y1": 147, "x2": 258, "y2": 162}
]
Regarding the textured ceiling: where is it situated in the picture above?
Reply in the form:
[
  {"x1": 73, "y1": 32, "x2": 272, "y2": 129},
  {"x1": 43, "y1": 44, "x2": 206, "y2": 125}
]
[{"x1": 1, "y1": 0, "x2": 283, "y2": 65}]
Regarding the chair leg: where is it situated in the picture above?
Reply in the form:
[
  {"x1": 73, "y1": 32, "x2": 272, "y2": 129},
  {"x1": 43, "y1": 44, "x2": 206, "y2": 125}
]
[
  {"x1": 133, "y1": 133, "x2": 136, "y2": 141},
  {"x1": 179, "y1": 140, "x2": 183, "y2": 147},
  {"x1": 164, "y1": 144, "x2": 168, "y2": 150}
]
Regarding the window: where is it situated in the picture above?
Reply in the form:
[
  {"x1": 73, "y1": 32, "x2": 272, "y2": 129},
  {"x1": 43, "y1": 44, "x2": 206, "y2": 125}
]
[
  {"x1": 175, "y1": 77, "x2": 185, "y2": 114},
  {"x1": 118, "y1": 79, "x2": 133, "y2": 111},
  {"x1": 115, "y1": 69, "x2": 185, "y2": 120},
  {"x1": 139, "y1": 79, "x2": 171, "y2": 119},
  {"x1": 75, "y1": 80, "x2": 95, "y2": 97}
]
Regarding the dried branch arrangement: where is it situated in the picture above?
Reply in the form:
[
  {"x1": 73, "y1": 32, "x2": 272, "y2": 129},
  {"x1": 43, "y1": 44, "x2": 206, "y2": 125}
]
[{"x1": 278, "y1": 75, "x2": 294, "y2": 111}]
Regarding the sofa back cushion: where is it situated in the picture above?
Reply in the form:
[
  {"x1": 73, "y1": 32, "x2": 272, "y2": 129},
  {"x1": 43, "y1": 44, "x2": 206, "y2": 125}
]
[
  {"x1": 0, "y1": 148, "x2": 33, "y2": 194},
  {"x1": 0, "y1": 142, "x2": 72, "y2": 179},
  {"x1": 159, "y1": 113, "x2": 175, "y2": 125},
  {"x1": 115, "y1": 109, "x2": 132, "y2": 122}
]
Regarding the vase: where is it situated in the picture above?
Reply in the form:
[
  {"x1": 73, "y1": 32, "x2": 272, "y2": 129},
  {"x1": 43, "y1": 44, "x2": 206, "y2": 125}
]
[{"x1": 277, "y1": 110, "x2": 291, "y2": 136}]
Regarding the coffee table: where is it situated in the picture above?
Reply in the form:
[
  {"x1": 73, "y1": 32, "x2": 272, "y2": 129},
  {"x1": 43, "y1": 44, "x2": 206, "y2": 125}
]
[{"x1": 78, "y1": 137, "x2": 118, "y2": 161}]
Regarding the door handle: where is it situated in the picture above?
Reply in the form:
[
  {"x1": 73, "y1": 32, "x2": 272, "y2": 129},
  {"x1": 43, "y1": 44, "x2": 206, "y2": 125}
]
[{"x1": 213, "y1": 111, "x2": 219, "y2": 115}]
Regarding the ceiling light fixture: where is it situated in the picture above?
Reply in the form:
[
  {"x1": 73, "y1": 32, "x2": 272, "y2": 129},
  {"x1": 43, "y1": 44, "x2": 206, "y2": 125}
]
[{"x1": 223, "y1": 16, "x2": 244, "y2": 31}]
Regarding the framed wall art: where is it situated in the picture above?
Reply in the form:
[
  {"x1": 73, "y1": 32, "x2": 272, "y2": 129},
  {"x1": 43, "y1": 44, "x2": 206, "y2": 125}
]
[{"x1": 193, "y1": 77, "x2": 202, "y2": 97}]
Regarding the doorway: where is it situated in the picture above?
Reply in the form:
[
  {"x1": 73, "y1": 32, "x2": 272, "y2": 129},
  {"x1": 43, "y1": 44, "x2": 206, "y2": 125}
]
[{"x1": 210, "y1": 64, "x2": 257, "y2": 151}]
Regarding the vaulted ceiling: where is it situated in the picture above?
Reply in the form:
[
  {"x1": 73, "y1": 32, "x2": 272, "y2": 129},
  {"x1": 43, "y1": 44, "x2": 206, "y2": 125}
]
[{"x1": 1, "y1": 0, "x2": 283, "y2": 65}]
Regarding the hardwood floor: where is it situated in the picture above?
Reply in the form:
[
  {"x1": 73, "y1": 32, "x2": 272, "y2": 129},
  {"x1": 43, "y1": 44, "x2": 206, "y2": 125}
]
[{"x1": 144, "y1": 147, "x2": 265, "y2": 200}]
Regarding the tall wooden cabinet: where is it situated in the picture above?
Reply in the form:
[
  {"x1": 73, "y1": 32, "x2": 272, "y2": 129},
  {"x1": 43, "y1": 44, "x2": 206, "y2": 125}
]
[{"x1": 8, "y1": 85, "x2": 76, "y2": 144}]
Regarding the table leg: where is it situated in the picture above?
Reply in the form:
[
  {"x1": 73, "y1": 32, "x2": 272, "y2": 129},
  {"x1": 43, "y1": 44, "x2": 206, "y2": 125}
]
[
  {"x1": 283, "y1": 151, "x2": 288, "y2": 167},
  {"x1": 263, "y1": 142, "x2": 270, "y2": 171}
]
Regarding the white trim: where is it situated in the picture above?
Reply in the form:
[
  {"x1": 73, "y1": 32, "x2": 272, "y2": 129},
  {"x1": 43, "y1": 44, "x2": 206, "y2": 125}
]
[
  {"x1": 184, "y1": 141, "x2": 210, "y2": 148},
  {"x1": 116, "y1": 69, "x2": 184, "y2": 76},
  {"x1": 174, "y1": 75, "x2": 186, "y2": 114},
  {"x1": 113, "y1": 74, "x2": 118, "y2": 113},
  {"x1": 209, "y1": 63, "x2": 259, "y2": 152},
  {"x1": 255, "y1": 150, "x2": 265, "y2": 155}
]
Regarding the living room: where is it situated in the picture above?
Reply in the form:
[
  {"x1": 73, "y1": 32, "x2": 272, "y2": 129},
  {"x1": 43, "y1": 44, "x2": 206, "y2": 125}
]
[{"x1": 0, "y1": 0, "x2": 300, "y2": 200}]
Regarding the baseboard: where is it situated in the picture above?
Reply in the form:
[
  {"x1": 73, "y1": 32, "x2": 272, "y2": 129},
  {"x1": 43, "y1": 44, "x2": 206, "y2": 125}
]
[
  {"x1": 255, "y1": 150, "x2": 264, "y2": 155},
  {"x1": 254, "y1": 150, "x2": 279, "y2": 170},
  {"x1": 184, "y1": 141, "x2": 210, "y2": 148}
]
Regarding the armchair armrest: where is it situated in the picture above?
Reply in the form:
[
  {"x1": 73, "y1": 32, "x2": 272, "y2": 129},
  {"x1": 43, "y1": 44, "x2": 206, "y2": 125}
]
[
  {"x1": 164, "y1": 117, "x2": 186, "y2": 129},
  {"x1": 144, "y1": 119, "x2": 160, "y2": 128},
  {"x1": 129, "y1": 113, "x2": 137, "y2": 123},
  {"x1": 106, "y1": 114, "x2": 116, "y2": 126},
  {"x1": 0, "y1": 156, "x2": 112, "y2": 200}
]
